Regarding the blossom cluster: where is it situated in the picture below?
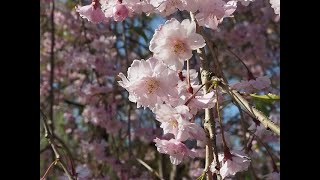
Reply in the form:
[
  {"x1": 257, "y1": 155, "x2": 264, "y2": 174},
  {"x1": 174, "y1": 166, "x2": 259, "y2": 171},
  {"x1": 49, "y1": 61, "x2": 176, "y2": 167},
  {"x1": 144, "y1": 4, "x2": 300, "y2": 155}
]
[
  {"x1": 77, "y1": 0, "x2": 279, "y2": 30},
  {"x1": 118, "y1": 18, "x2": 217, "y2": 165}
]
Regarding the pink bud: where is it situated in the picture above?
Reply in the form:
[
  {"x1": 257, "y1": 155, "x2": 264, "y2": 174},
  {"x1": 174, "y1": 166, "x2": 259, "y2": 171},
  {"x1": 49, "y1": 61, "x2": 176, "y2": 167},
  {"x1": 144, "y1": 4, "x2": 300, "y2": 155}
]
[{"x1": 112, "y1": 3, "x2": 129, "y2": 22}]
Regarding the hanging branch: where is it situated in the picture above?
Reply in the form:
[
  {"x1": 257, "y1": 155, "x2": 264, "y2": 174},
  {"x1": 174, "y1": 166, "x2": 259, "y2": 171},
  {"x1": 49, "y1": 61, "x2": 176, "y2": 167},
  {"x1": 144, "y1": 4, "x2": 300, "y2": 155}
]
[
  {"x1": 190, "y1": 12, "x2": 221, "y2": 180},
  {"x1": 199, "y1": 31, "x2": 280, "y2": 136},
  {"x1": 49, "y1": 0, "x2": 56, "y2": 131},
  {"x1": 200, "y1": 30, "x2": 227, "y2": 83},
  {"x1": 40, "y1": 109, "x2": 76, "y2": 180},
  {"x1": 254, "y1": 135, "x2": 279, "y2": 172},
  {"x1": 136, "y1": 158, "x2": 162, "y2": 179},
  {"x1": 217, "y1": 79, "x2": 280, "y2": 136}
]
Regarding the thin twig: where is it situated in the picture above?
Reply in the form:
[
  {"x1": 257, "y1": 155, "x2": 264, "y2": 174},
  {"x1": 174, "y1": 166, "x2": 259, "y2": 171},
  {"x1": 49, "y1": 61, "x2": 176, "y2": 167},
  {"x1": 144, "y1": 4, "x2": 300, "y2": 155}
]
[
  {"x1": 136, "y1": 158, "x2": 162, "y2": 179},
  {"x1": 49, "y1": 0, "x2": 55, "y2": 131},
  {"x1": 41, "y1": 159, "x2": 58, "y2": 180},
  {"x1": 123, "y1": 21, "x2": 132, "y2": 158},
  {"x1": 235, "y1": 103, "x2": 249, "y2": 152},
  {"x1": 158, "y1": 153, "x2": 164, "y2": 179},
  {"x1": 40, "y1": 109, "x2": 76, "y2": 180},
  {"x1": 184, "y1": 82, "x2": 210, "y2": 106},
  {"x1": 215, "y1": 85, "x2": 227, "y2": 150},
  {"x1": 200, "y1": 30, "x2": 227, "y2": 83},
  {"x1": 254, "y1": 135, "x2": 279, "y2": 172}
]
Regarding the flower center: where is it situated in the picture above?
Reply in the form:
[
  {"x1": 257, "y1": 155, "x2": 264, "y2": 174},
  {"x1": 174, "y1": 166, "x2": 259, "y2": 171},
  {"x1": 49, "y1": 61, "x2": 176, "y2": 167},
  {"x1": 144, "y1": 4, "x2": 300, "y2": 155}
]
[
  {"x1": 146, "y1": 79, "x2": 160, "y2": 94},
  {"x1": 168, "y1": 119, "x2": 178, "y2": 128},
  {"x1": 173, "y1": 41, "x2": 186, "y2": 54}
]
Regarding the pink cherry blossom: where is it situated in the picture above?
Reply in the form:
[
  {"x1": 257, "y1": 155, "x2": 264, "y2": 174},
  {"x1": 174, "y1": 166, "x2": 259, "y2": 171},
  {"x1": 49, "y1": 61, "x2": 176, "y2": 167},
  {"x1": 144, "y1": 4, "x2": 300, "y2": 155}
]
[
  {"x1": 251, "y1": 76, "x2": 271, "y2": 90},
  {"x1": 177, "y1": 84, "x2": 216, "y2": 114},
  {"x1": 112, "y1": 3, "x2": 129, "y2": 22},
  {"x1": 118, "y1": 57, "x2": 179, "y2": 108},
  {"x1": 183, "y1": 0, "x2": 201, "y2": 12},
  {"x1": 154, "y1": 138, "x2": 194, "y2": 165},
  {"x1": 154, "y1": 104, "x2": 192, "y2": 137},
  {"x1": 180, "y1": 69, "x2": 200, "y2": 85},
  {"x1": 196, "y1": 0, "x2": 237, "y2": 30},
  {"x1": 76, "y1": 0, "x2": 106, "y2": 24},
  {"x1": 150, "y1": 0, "x2": 187, "y2": 16},
  {"x1": 190, "y1": 148, "x2": 206, "y2": 158},
  {"x1": 211, "y1": 150, "x2": 251, "y2": 179},
  {"x1": 128, "y1": 0, "x2": 154, "y2": 14},
  {"x1": 102, "y1": 0, "x2": 152, "y2": 21},
  {"x1": 149, "y1": 18, "x2": 206, "y2": 71},
  {"x1": 177, "y1": 122, "x2": 206, "y2": 141},
  {"x1": 154, "y1": 104, "x2": 206, "y2": 141},
  {"x1": 231, "y1": 76, "x2": 271, "y2": 93}
]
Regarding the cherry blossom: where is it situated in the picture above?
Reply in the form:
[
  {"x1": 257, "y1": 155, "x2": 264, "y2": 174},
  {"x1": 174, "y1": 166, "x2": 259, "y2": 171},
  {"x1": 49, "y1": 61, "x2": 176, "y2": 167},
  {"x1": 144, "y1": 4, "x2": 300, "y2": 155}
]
[
  {"x1": 150, "y1": 0, "x2": 187, "y2": 16},
  {"x1": 231, "y1": 76, "x2": 271, "y2": 93},
  {"x1": 118, "y1": 57, "x2": 179, "y2": 108},
  {"x1": 154, "y1": 104, "x2": 206, "y2": 141},
  {"x1": 196, "y1": 0, "x2": 237, "y2": 30},
  {"x1": 112, "y1": 2, "x2": 129, "y2": 22},
  {"x1": 149, "y1": 18, "x2": 206, "y2": 71},
  {"x1": 76, "y1": 0, "x2": 106, "y2": 23},
  {"x1": 211, "y1": 149, "x2": 251, "y2": 179},
  {"x1": 154, "y1": 138, "x2": 195, "y2": 165},
  {"x1": 102, "y1": 0, "x2": 153, "y2": 21}
]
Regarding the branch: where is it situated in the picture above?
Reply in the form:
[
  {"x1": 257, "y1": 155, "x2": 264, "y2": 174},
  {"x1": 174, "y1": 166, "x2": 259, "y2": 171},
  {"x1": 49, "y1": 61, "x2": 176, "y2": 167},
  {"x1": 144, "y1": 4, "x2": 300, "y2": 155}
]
[
  {"x1": 234, "y1": 102, "x2": 249, "y2": 152},
  {"x1": 190, "y1": 12, "x2": 221, "y2": 180},
  {"x1": 200, "y1": 30, "x2": 227, "y2": 83},
  {"x1": 158, "y1": 153, "x2": 164, "y2": 179},
  {"x1": 136, "y1": 158, "x2": 162, "y2": 179},
  {"x1": 123, "y1": 21, "x2": 132, "y2": 158},
  {"x1": 40, "y1": 109, "x2": 76, "y2": 180},
  {"x1": 170, "y1": 164, "x2": 177, "y2": 180},
  {"x1": 217, "y1": 80, "x2": 280, "y2": 136},
  {"x1": 41, "y1": 159, "x2": 58, "y2": 180},
  {"x1": 49, "y1": 0, "x2": 55, "y2": 131},
  {"x1": 64, "y1": 99, "x2": 85, "y2": 108},
  {"x1": 254, "y1": 135, "x2": 279, "y2": 172}
]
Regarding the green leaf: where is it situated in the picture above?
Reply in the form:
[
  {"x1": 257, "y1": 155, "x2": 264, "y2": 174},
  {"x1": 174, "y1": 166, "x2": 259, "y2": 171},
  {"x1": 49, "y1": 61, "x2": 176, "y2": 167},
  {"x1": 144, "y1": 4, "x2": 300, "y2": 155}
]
[
  {"x1": 254, "y1": 99, "x2": 270, "y2": 116},
  {"x1": 250, "y1": 93, "x2": 279, "y2": 116},
  {"x1": 250, "y1": 93, "x2": 280, "y2": 101}
]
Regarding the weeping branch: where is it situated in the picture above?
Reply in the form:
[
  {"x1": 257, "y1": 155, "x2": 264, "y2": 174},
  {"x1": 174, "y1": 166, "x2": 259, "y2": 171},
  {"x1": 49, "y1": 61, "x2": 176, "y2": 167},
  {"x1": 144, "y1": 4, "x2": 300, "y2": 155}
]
[
  {"x1": 190, "y1": 12, "x2": 221, "y2": 180},
  {"x1": 40, "y1": 109, "x2": 76, "y2": 180},
  {"x1": 217, "y1": 79, "x2": 280, "y2": 136}
]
